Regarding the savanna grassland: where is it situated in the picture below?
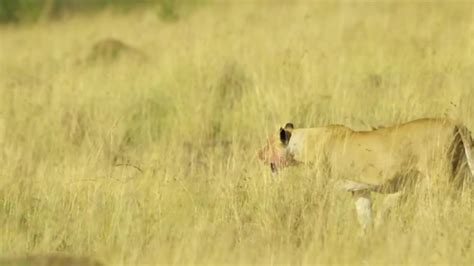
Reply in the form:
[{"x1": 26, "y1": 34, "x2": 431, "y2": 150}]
[{"x1": 0, "y1": 1, "x2": 473, "y2": 265}]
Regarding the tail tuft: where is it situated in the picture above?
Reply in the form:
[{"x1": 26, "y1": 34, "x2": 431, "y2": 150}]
[{"x1": 457, "y1": 126, "x2": 474, "y2": 178}]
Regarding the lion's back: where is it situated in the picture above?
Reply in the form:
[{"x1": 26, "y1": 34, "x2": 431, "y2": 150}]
[{"x1": 324, "y1": 118, "x2": 461, "y2": 185}]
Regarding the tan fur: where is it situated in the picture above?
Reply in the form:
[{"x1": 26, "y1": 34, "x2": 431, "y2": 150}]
[
  {"x1": 258, "y1": 118, "x2": 474, "y2": 229},
  {"x1": 259, "y1": 118, "x2": 473, "y2": 191}
]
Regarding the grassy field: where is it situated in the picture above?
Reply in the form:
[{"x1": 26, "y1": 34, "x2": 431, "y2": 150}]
[{"x1": 0, "y1": 2, "x2": 473, "y2": 265}]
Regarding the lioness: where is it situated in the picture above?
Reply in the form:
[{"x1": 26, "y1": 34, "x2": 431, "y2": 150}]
[{"x1": 258, "y1": 118, "x2": 474, "y2": 229}]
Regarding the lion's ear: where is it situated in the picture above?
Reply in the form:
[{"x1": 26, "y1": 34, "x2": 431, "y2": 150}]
[
  {"x1": 280, "y1": 127, "x2": 292, "y2": 145},
  {"x1": 284, "y1": 123, "x2": 294, "y2": 130}
]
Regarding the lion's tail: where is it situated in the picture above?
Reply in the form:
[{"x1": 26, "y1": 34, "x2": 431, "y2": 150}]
[{"x1": 457, "y1": 125, "x2": 474, "y2": 179}]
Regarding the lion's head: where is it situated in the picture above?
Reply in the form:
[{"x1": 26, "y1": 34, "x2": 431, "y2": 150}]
[{"x1": 257, "y1": 123, "x2": 297, "y2": 174}]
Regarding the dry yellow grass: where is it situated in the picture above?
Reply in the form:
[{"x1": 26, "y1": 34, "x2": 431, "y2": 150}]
[
  {"x1": 0, "y1": 2, "x2": 473, "y2": 265},
  {"x1": 0, "y1": 254, "x2": 103, "y2": 266}
]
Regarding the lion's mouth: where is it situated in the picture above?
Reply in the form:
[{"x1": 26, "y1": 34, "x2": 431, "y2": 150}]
[{"x1": 270, "y1": 163, "x2": 278, "y2": 174}]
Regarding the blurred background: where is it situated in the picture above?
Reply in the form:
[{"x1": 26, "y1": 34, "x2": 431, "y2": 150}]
[
  {"x1": 0, "y1": 0, "x2": 199, "y2": 23},
  {"x1": 0, "y1": 1, "x2": 473, "y2": 265}
]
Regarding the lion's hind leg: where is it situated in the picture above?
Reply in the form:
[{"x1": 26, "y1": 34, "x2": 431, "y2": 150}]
[
  {"x1": 374, "y1": 191, "x2": 404, "y2": 228},
  {"x1": 373, "y1": 170, "x2": 420, "y2": 228}
]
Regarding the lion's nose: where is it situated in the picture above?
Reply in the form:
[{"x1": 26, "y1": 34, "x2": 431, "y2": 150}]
[{"x1": 270, "y1": 163, "x2": 278, "y2": 174}]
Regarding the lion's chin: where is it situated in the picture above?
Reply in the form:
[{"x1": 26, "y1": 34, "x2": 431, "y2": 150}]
[{"x1": 270, "y1": 163, "x2": 278, "y2": 174}]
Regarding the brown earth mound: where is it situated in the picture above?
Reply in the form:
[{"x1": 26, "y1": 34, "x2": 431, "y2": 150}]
[{"x1": 86, "y1": 38, "x2": 147, "y2": 63}]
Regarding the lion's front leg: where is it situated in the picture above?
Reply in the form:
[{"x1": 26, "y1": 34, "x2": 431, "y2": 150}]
[
  {"x1": 337, "y1": 179, "x2": 375, "y2": 230},
  {"x1": 352, "y1": 190, "x2": 373, "y2": 230}
]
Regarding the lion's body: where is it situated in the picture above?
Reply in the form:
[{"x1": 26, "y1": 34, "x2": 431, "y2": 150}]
[
  {"x1": 288, "y1": 118, "x2": 472, "y2": 190},
  {"x1": 258, "y1": 118, "x2": 474, "y2": 229}
]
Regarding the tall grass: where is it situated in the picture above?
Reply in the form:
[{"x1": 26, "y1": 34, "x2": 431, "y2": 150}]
[{"x1": 0, "y1": 2, "x2": 473, "y2": 265}]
